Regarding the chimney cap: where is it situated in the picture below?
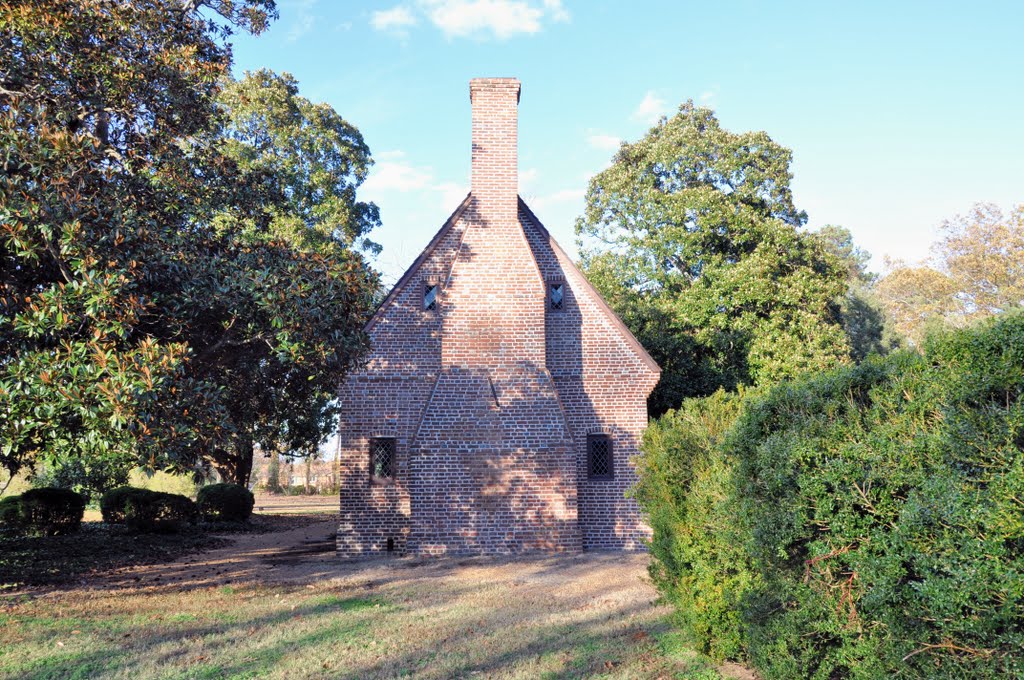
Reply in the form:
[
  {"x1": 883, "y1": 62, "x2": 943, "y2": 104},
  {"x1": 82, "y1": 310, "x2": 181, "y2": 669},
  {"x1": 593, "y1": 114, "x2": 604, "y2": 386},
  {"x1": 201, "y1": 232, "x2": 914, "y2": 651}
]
[{"x1": 469, "y1": 77, "x2": 521, "y2": 104}]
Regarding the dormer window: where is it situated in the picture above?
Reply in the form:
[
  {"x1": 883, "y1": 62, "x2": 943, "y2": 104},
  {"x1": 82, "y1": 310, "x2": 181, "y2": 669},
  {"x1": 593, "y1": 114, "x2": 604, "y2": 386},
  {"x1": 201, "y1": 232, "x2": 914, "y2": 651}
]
[
  {"x1": 549, "y1": 282, "x2": 564, "y2": 311},
  {"x1": 424, "y1": 284, "x2": 438, "y2": 311}
]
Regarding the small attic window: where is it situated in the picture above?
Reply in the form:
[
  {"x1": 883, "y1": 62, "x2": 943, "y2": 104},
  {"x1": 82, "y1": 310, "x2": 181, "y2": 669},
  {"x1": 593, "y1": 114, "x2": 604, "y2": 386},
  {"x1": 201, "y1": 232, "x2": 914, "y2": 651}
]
[
  {"x1": 549, "y1": 282, "x2": 564, "y2": 311},
  {"x1": 424, "y1": 284, "x2": 438, "y2": 311}
]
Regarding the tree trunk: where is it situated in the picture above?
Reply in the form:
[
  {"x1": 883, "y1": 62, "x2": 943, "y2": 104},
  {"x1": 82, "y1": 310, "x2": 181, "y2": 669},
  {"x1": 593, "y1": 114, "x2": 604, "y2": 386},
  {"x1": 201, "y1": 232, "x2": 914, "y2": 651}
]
[
  {"x1": 234, "y1": 433, "x2": 254, "y2": 487},
  {"x1": 267, "y1": 451, "x2": 281, "y2": 493},
  {"x1": 304, "y1": 457, "x2": 311, "y2": 494}
]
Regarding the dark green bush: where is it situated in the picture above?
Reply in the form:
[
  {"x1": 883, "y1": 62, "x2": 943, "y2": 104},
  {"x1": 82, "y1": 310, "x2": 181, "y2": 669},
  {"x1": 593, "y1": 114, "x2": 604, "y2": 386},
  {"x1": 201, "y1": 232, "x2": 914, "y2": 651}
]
[
  {"x1": 636, "y1": 312, "x2": 1024, "y2": 678},
  {"x1": 31, "y1": 456, "x2": 131, "y2": 502},
  {"x1": 196, "y1": 483, "x2": 254, "y2": 522},
  {"x1": 0, "y1": 488, "x2": 86, "y2": 536},
  {"x1": 100, "y1": 486, "x2": 197, "y2": 533}
]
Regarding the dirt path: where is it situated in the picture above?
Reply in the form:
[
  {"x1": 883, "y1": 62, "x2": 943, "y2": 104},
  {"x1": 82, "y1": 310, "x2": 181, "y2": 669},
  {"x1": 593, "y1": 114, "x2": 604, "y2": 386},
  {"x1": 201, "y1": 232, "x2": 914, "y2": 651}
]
[{"x1": 93, "y1": 517, "x2": 342, "y2": 591}]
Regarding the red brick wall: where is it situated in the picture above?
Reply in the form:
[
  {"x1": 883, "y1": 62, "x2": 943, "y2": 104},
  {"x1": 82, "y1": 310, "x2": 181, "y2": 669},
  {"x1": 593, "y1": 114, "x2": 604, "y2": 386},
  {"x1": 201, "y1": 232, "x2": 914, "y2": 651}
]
[
  {"x1": 336, "y1": 78, "x2": 659, "y2": 557},
  {"x1": 520, "y1": 205, "x2": 659, "y2": 549}
]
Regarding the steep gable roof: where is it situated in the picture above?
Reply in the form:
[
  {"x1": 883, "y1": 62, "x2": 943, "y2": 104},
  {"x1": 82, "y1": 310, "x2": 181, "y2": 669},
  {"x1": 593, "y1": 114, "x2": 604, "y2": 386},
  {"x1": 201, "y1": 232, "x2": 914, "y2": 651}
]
[
  {"x1": 518, "y1": 198, "x2": 660, "y2": 376},
  {"x1": 362, "y1": 193, "x2": 659, "y2": 378},
  {"x1": 364, "y1": 194, "x2": 471, "y2": 334}
]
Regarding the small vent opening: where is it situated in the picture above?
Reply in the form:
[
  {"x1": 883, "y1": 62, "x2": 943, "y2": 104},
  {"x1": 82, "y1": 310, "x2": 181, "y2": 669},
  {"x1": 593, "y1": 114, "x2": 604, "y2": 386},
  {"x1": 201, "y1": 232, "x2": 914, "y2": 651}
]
[{"x1": 386, "y1": 537, "x2": 395, "y2": 553}]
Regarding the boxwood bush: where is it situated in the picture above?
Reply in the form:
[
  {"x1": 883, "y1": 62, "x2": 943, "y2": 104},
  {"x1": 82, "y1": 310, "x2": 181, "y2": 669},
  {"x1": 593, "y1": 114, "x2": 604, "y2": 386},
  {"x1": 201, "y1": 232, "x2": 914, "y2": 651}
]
[
  {"x1": 100, "y1": 486, "x2": 198, "y2": 533},
  {"x1": 196, "y1": 483, "x2": 254, "y2": 522},
  {"x1": 635, "y1": 312, "x2": 1024, "y2": 678},
  {"x1": 0, "y1": 487, "x2": 86, "y2": 536}
]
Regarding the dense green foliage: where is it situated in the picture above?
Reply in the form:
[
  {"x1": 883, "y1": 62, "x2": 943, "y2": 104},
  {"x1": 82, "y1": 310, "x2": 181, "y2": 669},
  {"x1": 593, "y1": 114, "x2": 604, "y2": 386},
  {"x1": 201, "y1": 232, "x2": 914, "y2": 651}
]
[
  {"x1": 577, "y1": 102, "x2": 850, "y2": 414},
  {"x1": 31, "y1": 454, "x2": 132, "y2": 502},
  {"x1": 813, "y1": 225, "x2": 900, "y2": 362},
  {"x1": 197, "y1": 482, "x2": 254, "y2": 522},
  {"x1": 1, "y1": 2, "x2": 378, "y2": 486},
  {"x1": 0, "y1": 487, "x2": 85, "y2": 536},
  {"x1": 634, "y1": 389, "x2": 754, "y2": 661},
  {"x1": 636, "y1": 313, "x2": 1024, "y2": 678},
  {"x1": 101, "y1": 486, "x2": 197, "y2": 533}
]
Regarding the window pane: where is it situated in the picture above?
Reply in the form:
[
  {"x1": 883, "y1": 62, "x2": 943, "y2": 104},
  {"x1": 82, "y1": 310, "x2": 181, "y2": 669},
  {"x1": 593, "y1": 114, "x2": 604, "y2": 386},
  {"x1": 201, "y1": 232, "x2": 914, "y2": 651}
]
[
  {"x1": 588, "y1": 436, "x2": 612, "y2": 478},
  {"x1": 370, "y1": 438, "x2": 395, "y2": 480},
  {"x1": 550, "y1": 283, "x2": 563, "y2": 310},
  {"x1": 424, "y1": 285, "x2": 437, "y2": 311}
]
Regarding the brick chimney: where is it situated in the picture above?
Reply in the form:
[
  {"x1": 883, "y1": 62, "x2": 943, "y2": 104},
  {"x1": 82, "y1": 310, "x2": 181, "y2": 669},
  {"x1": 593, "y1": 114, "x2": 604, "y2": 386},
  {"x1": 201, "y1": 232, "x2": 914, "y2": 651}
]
[{"x1": 470, "y1": 78, "x2": 521, "y2": 224}]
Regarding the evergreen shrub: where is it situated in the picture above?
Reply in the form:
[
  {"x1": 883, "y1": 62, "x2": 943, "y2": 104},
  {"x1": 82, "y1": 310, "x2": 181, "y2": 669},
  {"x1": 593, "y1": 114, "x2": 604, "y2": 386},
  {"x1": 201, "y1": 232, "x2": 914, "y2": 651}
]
[
  {"x1": 0, "y1": 488, "x2": 86, "y2": 536},
  {"x1": 636, "y1": 313, "x2": 1024, "y2": 678},
  {"x1": 196, "y1": 483, "x2": 254, "y2": 522},
  {"x1": 100, "y1": 486, "x2": 197, "y2": 532}
]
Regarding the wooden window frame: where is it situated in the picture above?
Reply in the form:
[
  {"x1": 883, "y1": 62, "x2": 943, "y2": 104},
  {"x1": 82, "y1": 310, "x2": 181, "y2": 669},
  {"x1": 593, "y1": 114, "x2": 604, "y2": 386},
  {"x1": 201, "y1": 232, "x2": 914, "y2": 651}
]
[{"x1": 587, "y1": 434, "x2": 614, "y2": 480}]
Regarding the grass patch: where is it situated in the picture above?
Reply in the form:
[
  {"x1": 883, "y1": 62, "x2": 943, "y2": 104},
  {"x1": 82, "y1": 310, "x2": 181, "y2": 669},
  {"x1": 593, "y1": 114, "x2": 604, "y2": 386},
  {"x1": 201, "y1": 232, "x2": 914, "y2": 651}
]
[
  {"x1": 0, "y1": 570, "x2": 734, "y2": 679},
  {"x1": 0, "y1": 517, "x2": 742, "y2": 678}
]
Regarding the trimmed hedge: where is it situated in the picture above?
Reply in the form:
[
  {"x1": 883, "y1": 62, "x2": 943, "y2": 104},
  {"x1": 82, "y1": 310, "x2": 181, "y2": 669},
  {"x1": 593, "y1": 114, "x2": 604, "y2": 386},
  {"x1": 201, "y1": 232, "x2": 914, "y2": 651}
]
[
  {"x1": 0, "y1": 488, "x2": 86, "y2": 536},
  {"x1": 197, "y1": 483, "x2": 254, "y2": 522},
  {"x1": 636, "y1": 312, "x2": 1024, "y2": 678},
  {"x1": 100, "y1": 486, "x2": 198, "y2": 533}
]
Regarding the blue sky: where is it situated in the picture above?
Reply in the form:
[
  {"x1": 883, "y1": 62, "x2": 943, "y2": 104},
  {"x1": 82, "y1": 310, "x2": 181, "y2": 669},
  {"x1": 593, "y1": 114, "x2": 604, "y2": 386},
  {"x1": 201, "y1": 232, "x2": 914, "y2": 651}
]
[{"x1": 231, "y1": 0, "x2": 1024, "y2": 283}]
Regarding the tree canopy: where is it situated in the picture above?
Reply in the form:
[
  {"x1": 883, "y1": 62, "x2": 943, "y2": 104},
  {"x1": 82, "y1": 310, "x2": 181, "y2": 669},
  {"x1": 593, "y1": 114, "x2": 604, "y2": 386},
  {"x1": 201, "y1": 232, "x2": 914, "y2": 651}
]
[
  {"x1": 1, "y1": 1, "x2": 378, "y2": 488},
  {"x1": 577, "y1": 102, "x2": 850, "y2": 414},
  {"x1": 813, "y1": 224, "x2": 900, "y2": 362},
  {"x1": 876, "y1": 202, "x2": 1023, "y2": 345}
]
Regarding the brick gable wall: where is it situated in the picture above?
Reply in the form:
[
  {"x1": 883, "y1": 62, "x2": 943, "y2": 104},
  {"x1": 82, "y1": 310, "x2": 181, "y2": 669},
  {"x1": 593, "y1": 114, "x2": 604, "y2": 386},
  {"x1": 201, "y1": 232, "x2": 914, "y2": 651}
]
[{"x1": 336, "y1": 78, "x2": 659, "y2": 558}]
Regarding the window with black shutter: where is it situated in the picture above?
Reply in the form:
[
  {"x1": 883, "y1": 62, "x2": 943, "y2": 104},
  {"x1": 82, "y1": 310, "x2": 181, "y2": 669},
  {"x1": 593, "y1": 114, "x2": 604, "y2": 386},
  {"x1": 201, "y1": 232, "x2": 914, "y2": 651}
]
[
  {"x1": 370, "y1": 437, "x2": 396, "y2": 483},
  {"x1": 587, "y1": 434, "x2": 613, "y2": 480}
]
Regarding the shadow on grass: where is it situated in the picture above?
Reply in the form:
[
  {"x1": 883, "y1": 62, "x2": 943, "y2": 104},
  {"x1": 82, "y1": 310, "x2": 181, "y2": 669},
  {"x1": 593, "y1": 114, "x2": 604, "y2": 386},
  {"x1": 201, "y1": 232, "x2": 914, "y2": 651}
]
[{"x1": 1, "y1": 594, "x2": 381, "y2": 680}]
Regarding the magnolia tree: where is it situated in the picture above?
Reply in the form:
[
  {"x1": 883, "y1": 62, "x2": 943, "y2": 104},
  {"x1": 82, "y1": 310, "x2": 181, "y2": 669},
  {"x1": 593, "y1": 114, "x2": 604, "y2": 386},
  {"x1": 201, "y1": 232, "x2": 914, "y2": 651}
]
[
  {"x1": 576, "y1": 102, "x2": 851, "y2": 414},
  {"x1": 0, "y1": 1, "x2": 379, "y2": 489}
]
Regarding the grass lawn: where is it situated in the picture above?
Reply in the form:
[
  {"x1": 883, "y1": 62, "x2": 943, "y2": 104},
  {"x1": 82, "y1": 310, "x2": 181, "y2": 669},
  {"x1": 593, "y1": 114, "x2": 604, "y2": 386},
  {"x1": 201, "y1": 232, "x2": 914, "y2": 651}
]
[
  {"x1": 0, "y1": 515, "x2": 747, "y2": 679},
  {"x1": 0, "y1": 579, "x2": 721, "y2": 679}
]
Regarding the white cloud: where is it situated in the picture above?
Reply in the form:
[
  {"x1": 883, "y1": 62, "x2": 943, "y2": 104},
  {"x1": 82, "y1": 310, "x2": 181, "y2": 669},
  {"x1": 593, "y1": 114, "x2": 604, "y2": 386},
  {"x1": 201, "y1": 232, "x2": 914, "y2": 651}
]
[
  {"x1": 283, "y1": 0, "x2": 319, "y2": 42},
  {"x1": 422, "y1": 0, "x2": 542, "y2": 39},
  {"x1": 519, "y1": 167, "x2": 540, "y2": 190},
  {"x1": 287, "y1": 13, "x2": 315, "y2": 41},
  {"x1": 542, "y1": 0, "x2": 570, "y2": 22},
  {"x1": 587, "y1": 133, "x2": 621, "y2": 151},
  {"x1": 435, "y1": 181, "x2": 470, "y2": 210},
  {"x1": 530, "y1": 187, "x2": 584, "y2": 210},
  {"x1": 698, "y1": 87, "x2": 719, "y2": 107},
  {"x1": 632, "y1": 91, "x2": 667, "y2": 125},
  {"x1": 371, "y1": 5, "x2": 418, "y2": 35},
  {"x1": 362, "y1": 151, "x2": 467, "y2": 211},
  {"x1": 372, "y1": 0, "x2": 568, "y2": 40},
  {"x1": 362, "y1": 151, "x2": 434, "y2": 194}
]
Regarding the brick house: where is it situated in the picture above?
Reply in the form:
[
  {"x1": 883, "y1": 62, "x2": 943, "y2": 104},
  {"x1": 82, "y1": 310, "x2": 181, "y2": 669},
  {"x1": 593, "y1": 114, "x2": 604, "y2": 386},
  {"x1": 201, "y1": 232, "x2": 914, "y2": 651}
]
[{"x1": 336, "y1": 78, "x2": 660, "y2": 557}]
